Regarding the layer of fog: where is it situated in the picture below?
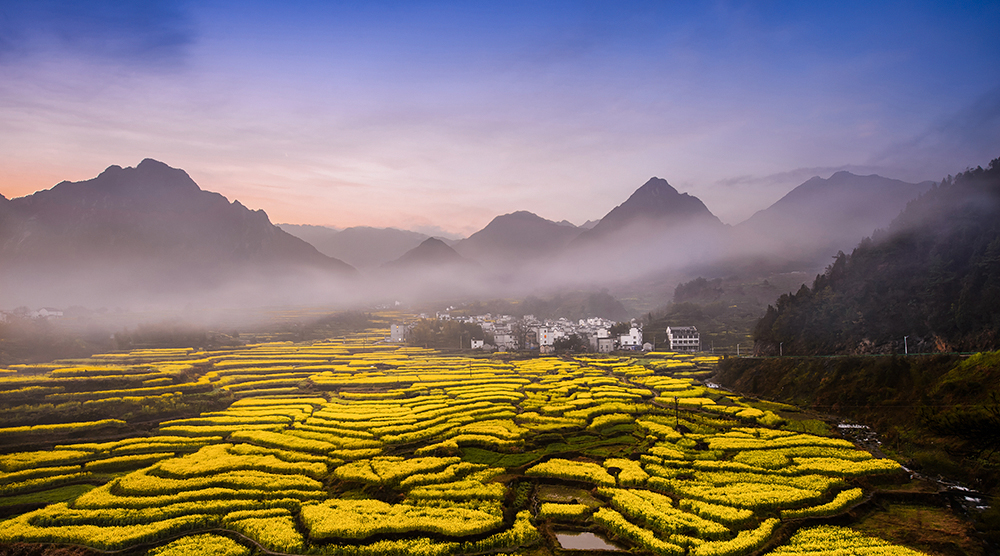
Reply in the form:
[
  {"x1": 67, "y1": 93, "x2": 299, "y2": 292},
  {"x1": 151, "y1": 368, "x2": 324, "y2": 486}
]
[
  {"x1": 2, "y1": 185, "x2": 936, "y2": 337},
  {"x1": 2, "y1": 215, "x2": 880, "y2": 321}
]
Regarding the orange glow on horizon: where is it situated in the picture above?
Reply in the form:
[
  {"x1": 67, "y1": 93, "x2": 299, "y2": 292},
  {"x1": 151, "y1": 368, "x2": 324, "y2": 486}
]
[{"x1": 0, "y1": 170, "x2": 66, "y2": 200}]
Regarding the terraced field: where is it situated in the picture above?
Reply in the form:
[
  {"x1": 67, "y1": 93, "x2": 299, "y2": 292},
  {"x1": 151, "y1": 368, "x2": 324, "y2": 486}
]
[{"x1": 0, "y1": 328, "x2": 926, "y2": 555}]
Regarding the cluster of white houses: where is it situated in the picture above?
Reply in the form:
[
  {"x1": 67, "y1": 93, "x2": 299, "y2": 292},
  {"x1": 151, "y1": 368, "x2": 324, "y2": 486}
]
[
  {"x1": 391, "y1": 315, "x2": 701, "y2": 353},
  {"x1": 0, "y1": 307, "x2": 65, "y2": 322}
]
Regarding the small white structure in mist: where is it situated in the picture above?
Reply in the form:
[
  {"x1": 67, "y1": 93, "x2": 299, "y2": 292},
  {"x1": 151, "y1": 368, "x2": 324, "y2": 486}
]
[
  {"x1": 390, "y1": 324, "x2": 410, "y2": 343},
  {"x1": 667, "y1": 326, "x2": 700, "y2": 352},
  {"x1": 30, "y1": 308, "x2": 64, "y2": 319},
  {"x1": 471, "y1": 339, "x2": 484, "y2": 350}
]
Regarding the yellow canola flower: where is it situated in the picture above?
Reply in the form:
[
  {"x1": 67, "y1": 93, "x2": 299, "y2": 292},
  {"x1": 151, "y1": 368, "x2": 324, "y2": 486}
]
[
  {"x1": 149, "y1": 533, "x2": 249, "y2": 556},
  {"x1": 769, "y1": 525, "x2": 930, "y2": 556},
  {"x1": 302, "y1": 499, "x2": 503, "y2": 540}
]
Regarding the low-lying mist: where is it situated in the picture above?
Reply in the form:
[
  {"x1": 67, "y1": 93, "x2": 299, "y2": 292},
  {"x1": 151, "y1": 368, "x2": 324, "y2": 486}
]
[{"x1": 2, "y1": 160, "x2": 946, "y2": 352}]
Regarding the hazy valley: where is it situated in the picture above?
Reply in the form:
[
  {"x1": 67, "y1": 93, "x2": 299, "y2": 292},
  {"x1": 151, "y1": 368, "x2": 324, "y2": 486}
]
[
  {"x1": 1, "y1": 158, "x2": 998, "y2": 556},
  {"x1": 1, "y1": 159, "x2": 938, "y2": 319}
]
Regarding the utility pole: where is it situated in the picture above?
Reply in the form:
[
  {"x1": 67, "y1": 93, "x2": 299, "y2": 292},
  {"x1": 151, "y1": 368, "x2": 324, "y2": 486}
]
[
  {"x1": 737, "y1": 344, "x2": 740, "y2": 356},
  {"x1": 779, "y1": 342, "x2": 783, "y2": 357},
  {"x1": 904, "y1": 336, "x2": 909, "y2": 355}
]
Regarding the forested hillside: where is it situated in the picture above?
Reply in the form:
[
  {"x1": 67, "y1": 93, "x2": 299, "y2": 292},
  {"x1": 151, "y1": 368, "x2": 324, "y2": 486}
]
[{"x1": 754, "y1": 158, "x2": 1000, "y2": 355}]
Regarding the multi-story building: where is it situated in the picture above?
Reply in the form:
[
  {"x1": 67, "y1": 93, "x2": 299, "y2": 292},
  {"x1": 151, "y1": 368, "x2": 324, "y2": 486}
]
[
  {"x1": 537, "y1": 327, "x2": 554, "y2": 348},
  {"x1": 666, "y1": 326, "x2": 700, "y2": 352}
]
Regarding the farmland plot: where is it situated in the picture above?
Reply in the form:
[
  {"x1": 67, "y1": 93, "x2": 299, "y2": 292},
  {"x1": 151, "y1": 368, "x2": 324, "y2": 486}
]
[{"x1": 0, "y1": 332, "x2": 928, "y2": 555}]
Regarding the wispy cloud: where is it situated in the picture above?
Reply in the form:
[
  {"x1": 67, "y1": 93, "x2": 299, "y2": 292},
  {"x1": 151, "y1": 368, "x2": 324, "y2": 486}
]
[
  {"x1": 0, "y1": 0, "x2": 195, "y2": 69},
  {"x1": 871, "y1": 87, "x2": 1000, "y2": 178}
]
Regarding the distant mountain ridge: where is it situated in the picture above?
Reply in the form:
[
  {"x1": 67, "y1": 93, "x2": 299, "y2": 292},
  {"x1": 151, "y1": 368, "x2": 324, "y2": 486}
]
[
  {"x1": 0, "y1": 159, "x2": 948, "y2": 312},
  {"x1": 753, "y1": 159, "x2": 1000, "y2": 354},
  {"x1": 285, "y1": 172, "x2": 930, "y2": 281},
  {"x1": 453, "y1": 211, "x2": 582, "y2": 267},
  {"x1": 733, "y1": 171, "x2": 934, "y2": 266},
  {"x1": 279, "y1": 224, "x2": 428, "y2": 270},
  {"x1": 0, "y1": 159, "x2": 354, "y2": 308}
]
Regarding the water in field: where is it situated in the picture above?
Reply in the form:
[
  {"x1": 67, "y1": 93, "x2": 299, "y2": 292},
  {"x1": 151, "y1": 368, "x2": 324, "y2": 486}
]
[
  {"x1": 555, "y1": 531, "x2": 623, "y2": 551},
  {"x1": 840, "y1": 421, "x2": 992, "y2": 515}
]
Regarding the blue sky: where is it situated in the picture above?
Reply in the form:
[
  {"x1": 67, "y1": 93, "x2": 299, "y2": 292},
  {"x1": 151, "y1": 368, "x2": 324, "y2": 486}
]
[{"x1": 1, "y1": 0, "x2": 997, "y2": 235}]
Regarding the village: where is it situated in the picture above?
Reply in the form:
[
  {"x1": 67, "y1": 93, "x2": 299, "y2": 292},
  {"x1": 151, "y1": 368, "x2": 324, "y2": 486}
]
[{"x1": 391, "y1": 312, "x2": 701, "y2": 354}]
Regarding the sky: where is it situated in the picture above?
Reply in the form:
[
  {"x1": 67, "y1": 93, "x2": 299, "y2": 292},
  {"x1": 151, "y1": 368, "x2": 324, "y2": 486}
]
[{"x1": 1, "y1": 1, "x2": 998, "y2": 237}]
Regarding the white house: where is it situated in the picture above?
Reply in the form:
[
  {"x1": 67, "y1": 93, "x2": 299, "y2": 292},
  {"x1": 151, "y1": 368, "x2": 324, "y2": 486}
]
[
  {"x1": 619, "y1": 326, "x2": 642, "y2": 348},
  {"x1": 666, "y1": 326, "x2": 700, "y2": 352},
  {"x1": 471, "y1": 339, "x2": 485, "y2": 350}
]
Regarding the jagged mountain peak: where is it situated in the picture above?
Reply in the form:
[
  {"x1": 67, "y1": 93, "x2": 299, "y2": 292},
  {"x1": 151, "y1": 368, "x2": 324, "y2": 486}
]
[
  {"x1": 51, "y1": 158, "x2": 202, "y2": 197},
  {"x1": 575, "y1": 176, "x2": 722, "y2": 243},
  {"x1": 634, "y1": 176, "x2": 678, "y2": 193},
  {"x1": 616, "y1": 176, "x2": 715, "y2": 218}
]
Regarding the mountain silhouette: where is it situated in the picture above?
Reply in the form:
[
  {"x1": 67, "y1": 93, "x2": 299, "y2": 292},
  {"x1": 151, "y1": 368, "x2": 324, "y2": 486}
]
[
  {"x1": 574, "y1": 177, "x2": 724, "y2": 245},
  {"x1": 453, "y1": 211, "x2": 582, "y2": 267},
  {"x1": 0, "y1": 159, "x2": 354, "y2": 308},
  {"x1": 732, "y1": 171, "x2": 933, "y2": 267},
  {"x1": 280, "y1": 224, "x2": 428, "y2": 269},
  {"x1": 386, "y1": 237, "x2": 474, "y2": 268}
]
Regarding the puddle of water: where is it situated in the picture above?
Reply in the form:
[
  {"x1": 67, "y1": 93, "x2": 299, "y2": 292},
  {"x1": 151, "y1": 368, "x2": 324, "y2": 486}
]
[{"x1": 555, "y1": 531, "x2": 623, "y2": 551}]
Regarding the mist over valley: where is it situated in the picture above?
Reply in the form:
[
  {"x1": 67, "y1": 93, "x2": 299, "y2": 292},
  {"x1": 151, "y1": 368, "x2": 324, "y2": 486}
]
[{"x1": 0, "y1": 158, "x2": 941, "y2": 323}]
